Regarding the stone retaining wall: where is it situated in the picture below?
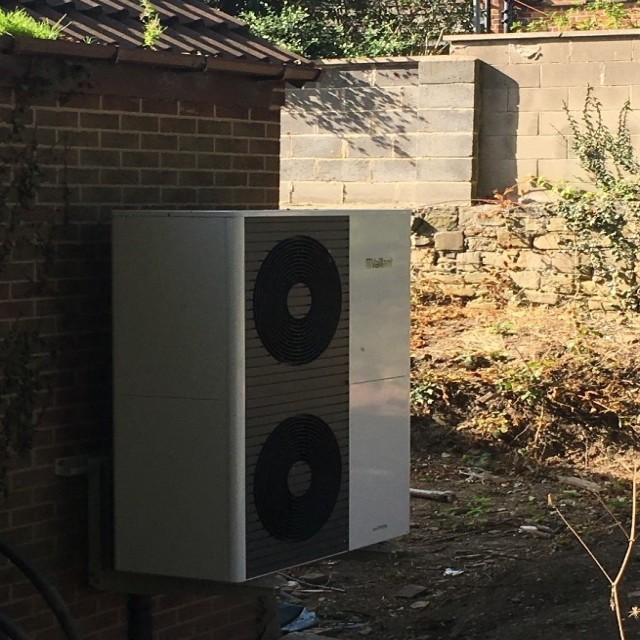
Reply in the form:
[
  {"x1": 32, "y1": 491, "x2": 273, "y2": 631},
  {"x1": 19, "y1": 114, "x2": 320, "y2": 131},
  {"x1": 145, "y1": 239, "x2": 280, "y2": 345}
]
[{"x1": 412, "y1": 204, "x2": 636, "y2": 310}]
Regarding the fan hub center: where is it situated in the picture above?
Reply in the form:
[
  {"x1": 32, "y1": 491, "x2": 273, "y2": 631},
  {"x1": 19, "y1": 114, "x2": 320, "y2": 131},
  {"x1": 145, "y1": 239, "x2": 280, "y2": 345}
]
[
  {"x1": 287, "y1": 282, "x2": 312, "y2": 319},
  {"x1": 287, "y1": 460, "x2": 313, "y2": 497}
]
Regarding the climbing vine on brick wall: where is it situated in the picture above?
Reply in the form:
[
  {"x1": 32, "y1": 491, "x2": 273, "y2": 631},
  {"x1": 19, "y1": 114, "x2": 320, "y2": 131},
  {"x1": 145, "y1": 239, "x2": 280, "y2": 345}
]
[{"x1": 0, "y1": 59, "x2": 85, "y2": 493}]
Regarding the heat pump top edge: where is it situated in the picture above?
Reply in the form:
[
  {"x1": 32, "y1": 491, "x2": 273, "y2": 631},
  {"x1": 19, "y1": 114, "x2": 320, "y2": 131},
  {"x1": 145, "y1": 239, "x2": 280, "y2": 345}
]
[{"x1": 113, "y1": 209, "x2": 401, "y2": 219}]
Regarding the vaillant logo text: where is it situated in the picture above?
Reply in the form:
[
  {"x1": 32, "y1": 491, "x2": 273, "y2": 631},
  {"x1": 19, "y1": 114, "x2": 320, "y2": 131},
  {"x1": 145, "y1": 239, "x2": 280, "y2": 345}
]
[{"x1": 366, "y1": 257, "x2": 394, "y2": 269}]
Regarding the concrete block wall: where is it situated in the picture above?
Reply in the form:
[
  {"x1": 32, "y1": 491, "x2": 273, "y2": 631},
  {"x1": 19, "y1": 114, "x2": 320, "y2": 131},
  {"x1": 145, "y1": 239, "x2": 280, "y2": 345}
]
[
  {"x1": 281, "y1": 57, "x2": 479, "y2": 208},
  {"x1": 448, "y1": 31, "x2": 640, "y2": 198}
]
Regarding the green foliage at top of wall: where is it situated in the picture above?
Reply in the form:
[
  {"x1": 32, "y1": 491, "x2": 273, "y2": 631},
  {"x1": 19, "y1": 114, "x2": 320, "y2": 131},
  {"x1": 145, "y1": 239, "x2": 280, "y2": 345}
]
[
  {"x1": 512, "y1": 0, "x2": 640, "y2": 32},
  {"x1": 207, "y1": 0, "x2": 474, "y2": 58}
]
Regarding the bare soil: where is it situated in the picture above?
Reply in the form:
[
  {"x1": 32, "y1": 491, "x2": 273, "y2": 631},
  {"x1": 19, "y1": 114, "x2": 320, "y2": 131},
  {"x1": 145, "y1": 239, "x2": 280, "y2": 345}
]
[{"x1": 280, "y1": 300, "x2": 640, "y2": 640}]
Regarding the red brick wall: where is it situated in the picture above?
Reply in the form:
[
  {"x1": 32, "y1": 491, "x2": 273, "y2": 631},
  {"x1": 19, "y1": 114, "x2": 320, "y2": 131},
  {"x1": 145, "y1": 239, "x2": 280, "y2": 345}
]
[
  {"x1": 0, "y1": 55, "x2": 281, "y2": 640},
  {"x1": 488, "y1": 0, "x2": 504, "y2": 33}
]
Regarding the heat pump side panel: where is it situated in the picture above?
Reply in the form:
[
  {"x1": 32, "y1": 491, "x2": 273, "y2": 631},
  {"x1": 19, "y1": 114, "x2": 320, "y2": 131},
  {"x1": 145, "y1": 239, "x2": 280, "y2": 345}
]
[
  {"x1": 349, "y1": 211, "x2": 411, "y2": 384},
  {"x1": 112, "y1": 214, "x2": 235, "y2": 401},
  {"x1": 349, "y1": 376, "x2": 409, "y2": 548},
  {"x1": 113, "y1": 214, "x2": 246, "y2": 581},
  {"x1": 348, "y1": 211, "x2": 411, "y2": 549}
]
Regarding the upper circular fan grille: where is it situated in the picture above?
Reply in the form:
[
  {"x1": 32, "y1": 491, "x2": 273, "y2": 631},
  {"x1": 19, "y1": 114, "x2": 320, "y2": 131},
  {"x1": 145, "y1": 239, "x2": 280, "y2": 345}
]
[{"x1": 252, "y1": 235, "x2": 342, "y2": 365}]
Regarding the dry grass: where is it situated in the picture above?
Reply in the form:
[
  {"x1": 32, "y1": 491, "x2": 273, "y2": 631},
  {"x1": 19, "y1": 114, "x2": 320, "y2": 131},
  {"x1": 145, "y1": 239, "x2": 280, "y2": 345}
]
[{"x1": 411, "y1": 277, "x2": 640, "y2": 471}]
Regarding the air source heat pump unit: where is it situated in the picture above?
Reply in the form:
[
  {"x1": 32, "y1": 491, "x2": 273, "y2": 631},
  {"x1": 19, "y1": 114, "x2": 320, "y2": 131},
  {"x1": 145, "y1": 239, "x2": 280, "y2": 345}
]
[{"x1": 113, "y1": 210, "x2": 410, "y2": 583}]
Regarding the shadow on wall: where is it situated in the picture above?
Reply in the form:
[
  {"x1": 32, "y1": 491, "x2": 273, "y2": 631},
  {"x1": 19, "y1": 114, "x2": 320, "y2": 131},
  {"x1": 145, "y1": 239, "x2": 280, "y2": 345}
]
[
  {"x1": 477, "y1": 63, "x2": 519, "y2": 199},
  {"x1": 285, "y1": 64, "x2": 420, "y2": 158}
]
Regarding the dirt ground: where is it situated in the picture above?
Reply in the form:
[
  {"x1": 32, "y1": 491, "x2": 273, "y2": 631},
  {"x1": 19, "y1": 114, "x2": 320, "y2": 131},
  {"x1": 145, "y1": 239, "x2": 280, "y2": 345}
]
[
  {"x1": 280, "y1": 301, "x2": 640, "y2": 640},
  {"x1": 283, "y1": 447, "x2": 637, "y2": 640}
]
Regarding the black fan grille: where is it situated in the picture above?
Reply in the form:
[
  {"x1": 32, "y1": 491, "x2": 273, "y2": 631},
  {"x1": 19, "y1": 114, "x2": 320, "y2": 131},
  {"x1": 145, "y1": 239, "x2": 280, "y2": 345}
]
[
  {"x1": 252, "y1": 235, "x2": 342, "y2": 365},
  {"x1": 244, "y1": 216, "x2": 350, "y2": 578},
  {"x1": 253, "y1": 415, "x2": 342, "y2": 542}
]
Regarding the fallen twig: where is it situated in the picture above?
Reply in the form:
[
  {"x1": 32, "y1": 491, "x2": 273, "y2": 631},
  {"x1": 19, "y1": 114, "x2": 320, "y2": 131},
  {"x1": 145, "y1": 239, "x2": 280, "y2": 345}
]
[
  {"x1": 410, "y1": 488, "x2": 457, "y2": 503},
  {"x1": 519, "y1": 524, "x2": 553, "y2": 539},
  {"x1": 558, "y1": 475, "x2": 601, "y2": 493},
  {"x1": 278, "y1": 573, "x2": 346, "y2": 593}
]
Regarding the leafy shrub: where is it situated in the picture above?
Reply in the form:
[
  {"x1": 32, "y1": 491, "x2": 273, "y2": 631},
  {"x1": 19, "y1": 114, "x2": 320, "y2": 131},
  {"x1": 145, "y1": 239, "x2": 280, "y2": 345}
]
[
  {"x1": 239, "y1": 3, "x2": 347, "y2": 59},
  {"x1": 538, "y1": 87, "x2": 640, "y2": 310},
  {"x1": 512, "y1": 0, "x2": 639, "y2": 32},
  {"x1": 139, "y1": 0, "x2": 165, "y2": 49},
  {"x1": 209, "y1": 0, "x2": 474, "y2": 58}
]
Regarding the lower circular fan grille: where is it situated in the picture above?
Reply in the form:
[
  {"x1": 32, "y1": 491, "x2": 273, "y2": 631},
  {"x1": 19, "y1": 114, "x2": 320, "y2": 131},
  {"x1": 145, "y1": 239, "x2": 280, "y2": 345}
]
[
  {"x1": 253, "y1": 414, "x2": 342, "y2": 542},
  {"x1": 252, "y1": 235, "x2": 342, "y2": 365}
]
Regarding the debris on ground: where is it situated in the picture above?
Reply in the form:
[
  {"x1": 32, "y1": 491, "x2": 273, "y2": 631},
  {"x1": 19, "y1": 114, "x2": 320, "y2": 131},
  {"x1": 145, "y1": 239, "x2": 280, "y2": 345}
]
[
  {"x1": 411, "y1": 290, "x2": 640, "y2": 463},
  {"x1": 278, "y1": 603, "x2": 317, "y2": 633},
  {"x1": 394, "y1": 584, "x2": 429, "y2": 599},
  {"x1": 410, "y1": 488, "x2": 456, "y2": 502},
  {"x1": 557, "y1": 475, "x2": 602, "y2": 493}
]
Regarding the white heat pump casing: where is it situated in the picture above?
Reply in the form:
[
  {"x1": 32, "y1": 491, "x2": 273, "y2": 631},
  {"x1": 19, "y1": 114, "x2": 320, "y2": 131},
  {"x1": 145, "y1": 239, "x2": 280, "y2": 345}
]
[
  {"x1": 347, "y1": 213, "x2": 409, "y2": 549},
  {"x1": 113, "y1": 210, "x2": 410, "y2": 583}
]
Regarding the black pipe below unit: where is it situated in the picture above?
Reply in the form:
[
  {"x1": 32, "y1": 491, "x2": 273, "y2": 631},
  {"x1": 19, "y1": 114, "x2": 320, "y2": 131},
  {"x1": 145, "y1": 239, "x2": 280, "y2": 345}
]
[
  {"x1": 127, "y1": 595, "x2": 153, "y2": 640},
  {"x1": 0, "y1": 609, "x2": 31, "y2": 640},
  {"x1": 0, "y1": 537, "x2": 83, "y2": 640}
]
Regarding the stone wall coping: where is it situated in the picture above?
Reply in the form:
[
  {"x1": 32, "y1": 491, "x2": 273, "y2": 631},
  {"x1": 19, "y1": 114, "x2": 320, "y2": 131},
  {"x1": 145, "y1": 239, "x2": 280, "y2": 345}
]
[
  {"x1": 317, "y1": 55, "x2": 478, "y2": 69},
  {"x1": 447, "y1": 29, "x2": 640, "y2": 44}
]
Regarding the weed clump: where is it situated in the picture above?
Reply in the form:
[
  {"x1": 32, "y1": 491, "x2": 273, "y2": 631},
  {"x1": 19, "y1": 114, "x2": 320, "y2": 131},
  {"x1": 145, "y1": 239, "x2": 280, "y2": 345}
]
[{"x1": 0, "y1": 8, "x2": 65, "y2": 39}]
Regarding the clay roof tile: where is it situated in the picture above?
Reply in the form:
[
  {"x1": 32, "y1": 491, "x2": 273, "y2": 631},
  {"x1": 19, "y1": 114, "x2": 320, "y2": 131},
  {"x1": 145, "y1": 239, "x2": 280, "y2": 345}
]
[{"x1": 0, "y1": 0, "x2": 315, "y2": 74}]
